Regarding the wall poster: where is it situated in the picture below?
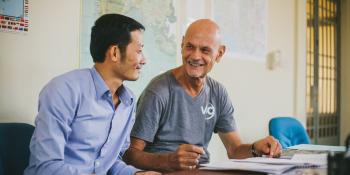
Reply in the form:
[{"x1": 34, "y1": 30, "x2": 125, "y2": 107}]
[{"x1": 0, "y1": 0, "x2": 29, "y2": 33}]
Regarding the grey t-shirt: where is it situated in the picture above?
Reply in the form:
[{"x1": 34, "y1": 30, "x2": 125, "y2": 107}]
[{"x1": 131, "y1": 71, "x2": 237, "y2": 163}]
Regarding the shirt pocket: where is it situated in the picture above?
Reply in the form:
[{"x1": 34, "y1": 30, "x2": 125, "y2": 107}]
[{"x1": 70, "y1": 103, "x2": 113, "y2": 146}]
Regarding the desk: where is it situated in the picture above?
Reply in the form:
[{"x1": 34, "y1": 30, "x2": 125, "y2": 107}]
[
  {"x1": 164, "y1": 169, "x2": 265, "y2": 175},
  {"x1": 164, "y1": 144, "x2": 347, "y2": 174},
  {"x1": 164, "y1": 168, "x2": 327, "y2": 175}
]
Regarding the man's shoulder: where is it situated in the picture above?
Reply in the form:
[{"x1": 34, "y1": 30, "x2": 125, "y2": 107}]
[
  {"x1": 145, "y1": 71, "x2": 172, "y2": 92},
  {"x1": 44, "y1": 68, "x2": 91, "y2": 91},
  {"x1": 206, "y1": 76, "x2": 226, "y2": 90},
  {"x1": 52, "y1": 68, "x2": 90, "y2": 81},
  {"x1": 55, "y1": 68, "x2": 90, "y2": 80},
  {"x1": 204, "y1": 76, "x2": 230, "y2": 101}
]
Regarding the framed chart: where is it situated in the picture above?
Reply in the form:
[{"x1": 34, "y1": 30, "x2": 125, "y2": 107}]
[{"x1": 0, "y1": 0, "x2": 29, "y2": 33}]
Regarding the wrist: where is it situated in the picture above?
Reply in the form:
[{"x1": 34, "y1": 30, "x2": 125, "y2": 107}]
[
  {"x1": 251, "y1": 142, "x2": 260, "y2": 157},
  {"x1": 165, "y1": 152, "x2": 176, "y2": 171}
]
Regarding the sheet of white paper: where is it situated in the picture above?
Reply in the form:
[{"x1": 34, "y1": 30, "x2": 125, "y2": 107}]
[
  {"x1": 287, "y1": 144, "x2": 346, "y2": 152},
  {"x1": 200, "y1": 161, "x2": 295, "y2": 174},
  {"x1": 232, "y1": 154, "x2": 327, "y2": 166},
  {"x1": 291, "y1": 153, "x2": 328, "y2": 166},
  {"x1": 201, "y1": 154, "x2": 328, "y2": 174},
  {"x1": 232, "y1": 157, "x2": 305, "y2": 166}
]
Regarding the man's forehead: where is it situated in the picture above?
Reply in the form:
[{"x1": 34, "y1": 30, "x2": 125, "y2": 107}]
[
  {"x1": 185, "y1": 29, "x2": 221, "y2": 43},
  {"x1": 184, "y1": 19, "x2": 222, "y2": 45},
  {"x1": 184, "y1": 32, "x2": 219, "y2": 45},
  {"x1": 130, "y1": 31, "x2": 144, "y2": 45}
]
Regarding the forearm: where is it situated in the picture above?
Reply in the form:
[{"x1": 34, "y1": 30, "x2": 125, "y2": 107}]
[
  {"x1": 124, "y1": 148, "x2": 173, "y2": 172},
  {"x1": 228, "y1": 143, "x2": 254, "y2": 159}
]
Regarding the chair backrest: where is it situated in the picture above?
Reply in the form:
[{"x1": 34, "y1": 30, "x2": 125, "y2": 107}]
[
  {"x1": 269, "y1": 117, "x2": 311, "y2": 149},
  {"x1": 0, "y1": 123, "x2": 35, "y2": 175}
]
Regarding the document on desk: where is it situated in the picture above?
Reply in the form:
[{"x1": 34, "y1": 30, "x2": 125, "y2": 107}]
[
  {"x1": 200, "y1": 161, "x2": 295, "y2": 174},
  {"x1": 233, "y1": 153, "x2": 327, "y2": 167},
  {"x1": 287, "y1": 144, "x2": 346, "y2": 152},
  {"x1": 200, "y1": 154, "x2": 327, "y2": 174},
  {"x1": 291, "y1": 153, "x2": 327, "y2": 166}
]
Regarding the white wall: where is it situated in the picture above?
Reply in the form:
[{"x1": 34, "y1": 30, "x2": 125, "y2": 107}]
[
  {"x1": 340, "y1": 0, "x2": 350, "y2": 145},
  {"x1": 0, "y1": 0, "x2": 80, "y2": 124},
  {"x1": 0, "y1": 0, "x2": 311, "y2": 162}
]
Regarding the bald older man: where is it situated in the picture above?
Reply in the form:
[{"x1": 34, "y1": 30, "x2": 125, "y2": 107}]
[{"x1": 123, "y1": 19, "x2": 282, "y2": 172}]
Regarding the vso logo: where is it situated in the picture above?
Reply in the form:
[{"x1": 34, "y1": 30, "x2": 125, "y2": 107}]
[{"x1": 201, "y1": 103, "x2": 215, "y2": 120}]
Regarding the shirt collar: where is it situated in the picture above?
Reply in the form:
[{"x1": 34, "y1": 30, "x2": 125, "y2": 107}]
[
  {"x1": 90, "y1": 66, "x2": 109, "y2": 98},
  {"x1": 117, "y1": 85, "x2": 134, "y2": 106},
  {"x1": 90, "y1": 67, "x2": 134, "y2": 106}
]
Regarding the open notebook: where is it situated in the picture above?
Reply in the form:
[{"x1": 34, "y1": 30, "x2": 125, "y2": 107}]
[{"x1": 200, "y1": 154, "x2": 327, "y2": 174}]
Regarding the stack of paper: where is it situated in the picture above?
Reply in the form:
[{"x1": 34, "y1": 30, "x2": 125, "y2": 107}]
[
  {"x1": 200, "y1": 153, "x2": 327, "y2": 174},
  {"x1": 201, "y1": 161, "x2": 295, "y2": 174},
  {"x1": 287, "y1": 144, "x2": 346, "y2": 152},
  {"x1": 234, "y1": 153, "x2": 327, "y2": 166},
  {"x1": 291, "y1": 153, "x2": 327, "y2": 167}
]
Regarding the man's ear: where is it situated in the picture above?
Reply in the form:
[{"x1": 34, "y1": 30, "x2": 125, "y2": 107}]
[
  {"x1": 215, "y1": 45, "x2": 226, "y2": 63},
  {"x1": 106, "y1": 45, "x2": 120, "y2": 62}
]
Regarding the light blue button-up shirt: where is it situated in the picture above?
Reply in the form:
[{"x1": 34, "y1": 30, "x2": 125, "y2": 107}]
[{"x1": 24, "y1": 67, "x2": 139, "y2": 175}]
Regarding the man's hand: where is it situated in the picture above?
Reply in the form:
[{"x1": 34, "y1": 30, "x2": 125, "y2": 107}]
[
  {"x1": 167, "y1": 144, "x2": 205, "y2": 170},
  {"x1": 135, "y1": 171, "x2": 161, "y2": 175},
  {"x1": 253, "y1": 136, "x2": 282, "y2": 157}
]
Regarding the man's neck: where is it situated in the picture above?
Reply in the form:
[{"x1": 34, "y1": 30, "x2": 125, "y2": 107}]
[
  {"x1": 94, "y1": 64, "x2": 122, "y2": 96},
  {"x1": 172, "y1": 66, "x2": 205, "y2": 98}
]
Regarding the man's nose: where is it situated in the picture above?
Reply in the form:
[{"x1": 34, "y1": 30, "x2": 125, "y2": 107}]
[
  {"x1": 190, "y1": 49, "x2": 202, "y2": 60},
  {"x1": 140, "y1": 53, "x2": 146, "y2": 65}
]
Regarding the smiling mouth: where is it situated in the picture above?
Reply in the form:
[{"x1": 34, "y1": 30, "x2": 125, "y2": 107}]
[{"x1": 187, "y1": 60, "x2": 205, "y2": 67}]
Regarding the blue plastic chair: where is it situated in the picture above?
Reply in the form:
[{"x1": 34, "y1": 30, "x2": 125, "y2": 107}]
[
  {"x1": 269, "y1": 117, "x2": 311, "y2": 149},
  {"x1": 0, "y1": 123, "x2": 35, "y2": 175}
]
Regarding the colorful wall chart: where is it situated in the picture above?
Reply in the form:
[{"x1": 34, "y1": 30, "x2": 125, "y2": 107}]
[{"x1": 0, "y1": 0, "x2": 29, "y2": 33}]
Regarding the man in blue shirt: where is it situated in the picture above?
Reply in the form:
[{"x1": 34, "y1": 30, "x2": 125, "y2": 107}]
[{"x1": 24, "y1": 14, "x2": 158, "y2": 175}]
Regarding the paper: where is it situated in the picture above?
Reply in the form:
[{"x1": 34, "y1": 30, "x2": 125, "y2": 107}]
[
  {"x1": 232, "y1": 157, "x2": 306, "y2": 165},
  {"x1": 200, "y1": 161, "x2": 295, "y2": 174},
  {"x1": 291, "y1": 153, "x2": 327, "y2": 166},
  {"x1": 200, "y1": 154, "x2": 327, "y2": 174},
  {"x1": 287, "y1": 144, "x2": 346, "y2": 152},
  {"x1": 233, "y1": 154, "x2": 327, "y2": 166}
]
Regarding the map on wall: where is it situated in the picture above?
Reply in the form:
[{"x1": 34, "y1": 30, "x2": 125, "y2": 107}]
[
  {"x1": 212, "y1": 0, "x2": 267, "y2": 61},
  {"x1": 81, "y1": 0, "x2": 177, "y2": 98}
]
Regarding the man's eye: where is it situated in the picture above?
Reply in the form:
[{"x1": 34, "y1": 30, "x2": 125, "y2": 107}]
[
  {"x1": 202, "y1": 49, "x2": 210, "y2": 54},
  {"x1": 186, "y1": 45, "x2": 193, "y2": 49}
]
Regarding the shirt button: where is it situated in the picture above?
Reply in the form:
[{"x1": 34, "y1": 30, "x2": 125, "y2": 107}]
[
  {"x1": 95, "y1": 161, "x2": 100, "y2": 167},
  {"x1": 101, "y1": 148, "x2": 107, "y2": 155}
]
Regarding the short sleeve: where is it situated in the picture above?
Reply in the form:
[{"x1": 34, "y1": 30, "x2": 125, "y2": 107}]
[{"x1": 214, "y1": 86, "x2": 237, "y2": 133}]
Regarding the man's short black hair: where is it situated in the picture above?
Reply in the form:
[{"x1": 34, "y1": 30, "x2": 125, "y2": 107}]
[{"x1": 90, "y1": 13, "x2": 145, "y2": 63}]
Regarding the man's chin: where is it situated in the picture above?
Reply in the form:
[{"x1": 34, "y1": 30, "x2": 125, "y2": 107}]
[
  {"x1": 128, "y1": 77, "x2": 139, "y2": 81},
  {"x1": 185, "y1": 68, "x2": 206, "y2": 78},
  {"x1": 188, "y1": 73, "x2": 206, "y2": 79},
  {"x1": 125, "y1": 75, "x2": 139, "y2": 81}
]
